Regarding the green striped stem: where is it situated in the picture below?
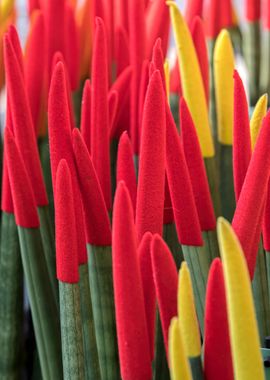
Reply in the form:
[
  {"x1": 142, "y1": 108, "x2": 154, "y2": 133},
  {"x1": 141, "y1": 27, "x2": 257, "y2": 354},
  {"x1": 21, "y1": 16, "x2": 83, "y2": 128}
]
[
  {"x1": 163, "y1": 223, "x2": 184, "y2": 270},
  {"x1": 189, "y1": 356, "x2": 204, "y2": 380},
  {"x1": 202, "y1": 230, "x2": 219, "y2": 263},
  {"x1": 260, "y1": 30, "x2": 270, "y2": 97},
  {"x1": 38, "y1": 205, "x2": 58, "y2": 306},
  {"x1": 79, "y1": 263, "x2": 101, "y2": 380},
  {"x1": 252, "y1": 241, "x2": 270, "y2": 344},
  {"x1": 59, "y1": 281, "x2": 85, "y2": 380},
  {"x1": 182, "y1": 245, "x2": 210, "y2": 333},
  {"x1": 169, "y1": 94, "x2": 180, "y2": 128},
  {"x1": 204, "y1": 157, "x2": 221, "y2": 218},
  {"x1": 245, "y1": 21, "x2": 261, "y2": 106},
  {"x1": 218, "y1": 144, "x2": 235, "y2": 222},
  {"x1": 87, "y1": 244, "x2": 120, "y2": 380},
  {"x1": 18, "y1": 226, "x2": 62, "y2": 380},
  {"x1": 153, "y1": 310, "x2": 170, "y2": 380},
  {"x1": 228, "y1": 26, "x2": 243, "y2": 55},
  {"x1": 0, "y1": 212, "x2": 23, "y2": 380}
]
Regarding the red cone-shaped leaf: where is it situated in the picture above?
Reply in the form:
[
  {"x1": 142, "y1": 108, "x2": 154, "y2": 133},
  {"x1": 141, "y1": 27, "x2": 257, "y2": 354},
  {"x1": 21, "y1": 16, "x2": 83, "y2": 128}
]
[
  {"x1": 48, "y1": 62, "x2": 87, "y2": 264},
  {"x1": 65, "y1": 3, "x2": 79, "y2": 91},
  {"x1": 232, "y1": 111, "x2": 270, "y2": 279},
  {"x1": 185, "y1": 0, "x2": 203, "y2": 27},
  {"x1": 233, "y1": 70, "x2": 251, "y2": 202},
  {"x1": 80, "y1": 79, "x2": 91, "y2": 152},
  {"x1": 180, "y1": 98, "x2": 216, "y2": 231},
  {"x1": 138, "y1": 232, "x2": 156, "y2": 360},
  {"x1": 91, "y1": 17, "x2": 111, "y2": 210},
  {"x1": 8, "y1": 25, "x2": 24, "y2": 76},
  {"x1": 145, "y1": 0, "x2": 170, "y2": 58},
  {"x1": 117, "y1": 131, "x2": 137, "y2": 213},
  {"x1": 5, "y1": 128, "x2": 39, "y2": 228},
  {"x1": 55, "y1": 159, "x2": 79, "y2": 283},
  {"x1": 204, "y1": 258, "x2": 234, "y2": 380},
  {"x1": 151, "y1": 234, "x2": 178, "y2": 356},
  {"x1": 129, "y1": 0, "x2": 146, "y2": 153},
  {"x1": 136, "y1": 70, "x2": 166, "y2": 242},
  {"x1": 4, "y1": 35, "x2": 48, "y2": 207},
  {"x1": 166, "y1": 104, "x2": 203, "y2": 246},
  {"x1": 246, "y1": 0, "x2": 260, "y2": 21},
  {"x1": 112, "y1": 182, "x2": 152, "y2": 380},
  {"x1": 191, "y1": 17, "x2": 209, "y2": 105},
  {"x1": 108, "y1": 90, "x2": 119, "y2": 131},
  {"x1": 72, "y1": 128, "x2": 112, "y2": 246},
  {"x1": 115, "y1": 26, "x2": 129, "y2": 77},
  {"x1": 25, "y1": 11, "x2": 46, "y2": 136}
]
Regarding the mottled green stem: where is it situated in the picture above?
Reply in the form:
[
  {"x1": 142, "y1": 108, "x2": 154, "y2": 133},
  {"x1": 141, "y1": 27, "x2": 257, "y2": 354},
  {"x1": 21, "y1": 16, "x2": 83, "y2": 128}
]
[
  {"x1": 219, "y1": 144, "x2": 235, "y2": 222},
  {"x1": 163, "y1": 223, "x2": 183, "y2": 269}
]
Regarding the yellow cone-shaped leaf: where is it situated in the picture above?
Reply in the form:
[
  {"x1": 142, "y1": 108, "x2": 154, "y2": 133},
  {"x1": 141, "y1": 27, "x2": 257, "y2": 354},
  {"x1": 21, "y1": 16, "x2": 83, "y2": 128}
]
[
  {"x1": 217, "y1": 217, "x2": 264, "y2": 380},
  {"x1": 214, "y1": 30, "x2": 235, "y2": 145},
  {"x1": 178, "y1": 262, "x2": 201, "y2": 357},
  {"x1": 169, "y1": 317, "x2": 192, "y2": 380},
  {"x1": 164, "y1": 58, "x2": 170, "y2": 101},
  {"x1": 0, "y1": 0, "x2": 14, "y2": 23},
  {"x1": 250, "y1": 94, "x2": 268, "y2": 151},
  {"x1": 167, "y1": 1, "x2": 214, "y2": 157}
]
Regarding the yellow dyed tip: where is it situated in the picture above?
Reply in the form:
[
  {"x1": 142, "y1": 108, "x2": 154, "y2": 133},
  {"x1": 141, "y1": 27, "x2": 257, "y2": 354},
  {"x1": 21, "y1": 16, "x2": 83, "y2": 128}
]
[
  {"x1": 217, "y1": 218, "x2": 264, "y2": 380},
  {"x1": 178, "y1": 262, "x2": 201, "y2": 357},
  {"x1": 214, "y1": 30, "x2": 235, "y2": 145},
  {"x1": 167, "y1": 1, "x2": 215, "y2": 157},
  {"x1": 164, "y1": 58, "x2": 170, "y2": 101},
  {"x1": 0, "y1": 0, "x2": 14, "y2": 23},
  {"x1": 250, "y1": 94, "x2": 268, "y2": 151},
  {"x1": 169, "y1": 317, "x2": 192, "y2": 380}
]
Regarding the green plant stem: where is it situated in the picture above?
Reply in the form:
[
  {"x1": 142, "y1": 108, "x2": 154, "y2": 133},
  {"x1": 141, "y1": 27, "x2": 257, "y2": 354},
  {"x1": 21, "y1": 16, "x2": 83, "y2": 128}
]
[
  {"x1": 245, "y1": 21, "x2": 261, "y2": 106},
  {"x1": 0, "y1": 212, "x2": 23, "y2": 380},
  {"x1": 59, "y1": 281, "x2": 85, "y2": 380},
  {"x1": 204, "y1": 157, "x2": 221, "y2": 218},
  {"x1": 87, "y1": 244, "x2": 120, "y2": 380},
  {"x1": 219, "y1": 144, "x2": 235, "y2": 222},
  {"x1": 189, "y1": 356, "x2": 204, "y2": 380},
  {"x1": 18, "y1": 226, "x2": 62, "y2": 380},
  {"x1": 163, "y1": 223, "x2": 183, "y2": 269},
  {"x1": 260, "y1": 30, "x2": 270, "y2": 97},
  {"x1": 252, "y1": 242, "x2": 270, "y2": 344},
  {"x1": 79, "y1": 263, "x2": 101, "y2": 380},
  {"x1": 153, "y1": 310, "x2": 170, "y2": 380},
  {"x1": 38, "y1": 205, "x2": 58, "y2": 306}
]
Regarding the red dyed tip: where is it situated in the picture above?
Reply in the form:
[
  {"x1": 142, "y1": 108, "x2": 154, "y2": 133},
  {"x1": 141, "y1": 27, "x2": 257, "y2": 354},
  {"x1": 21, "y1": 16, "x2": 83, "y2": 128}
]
[
  {"x1": 108, "y1": 90, "x2": 119, "y2": 132},
  {"x1": 204, "y1": 0, "x2": 233, "y2": 38},
  {"x1": 185, "y1": 0, "x2": 203, "y2": 27},
  {"x1": 112, "y1": 182, "x2": 152, "y2": 379},
  {"x1": 28, "y1": 0, "x2": 41, "y2": 15},
  {"x1": 65, "y1": 3, "x2": 79, "y2": 91},
  {"x1": 138, "y1": 60, "x2": 150, "y2": 132},
  {"x1": 114, "y1": 0, "x2": 129, "y2": 35},
  {"x1": 52, "y1": 52, "x2": 76, "y2": 130},
  {"x1": 232, "y1": 110, "x2": 270, "y2": 279},
  {"x1": 72, "y1": 128, "x2": 112, "y2": 246},
  {"x1": 55, "y1": 159, "x2": 79, "y2": 283},
  {"x1": 233, "y1": 70, "x2": 251, "y2": 202},
  {"x1": 46, "y1": 0, "x2": 66, "y2": 79},
  {"x1": 180, "y1": 98, "x2": 216, "y2": 231},
  {"x1": 245, "y1": 0, "x2": 260, "y2": 21},
  {"x1": 110, "y1": 65, "x2": 132, "y2": 139},
  {"x1": 264, "y1": 0, "x2": 270, "y2": 29},
  {"x1": 91, "y1": 17, "x2": 111, "y2": 210},
  {"x1": 117, "y1": 131, "x2": 137, "y2": 213},
  {"x1": 151, "y1": 234, "x2": 178, "y2": 356},
  {"x1": 151, "y1": 38, "x2": 166, "y2": 92},
  {"x1": 2, "y1": 108, "x2": 14, "y2": 214},
  {"x1": 129, "y1": 0, "x2": 146, "y2": 153},
  {"x1": 80, "y1": 79, "x2": 91, "y2": 152},
  {"x1": 8, "y1": 25, "x2": 24, "y2": 77},
  {"x1": 25, "y1": 11, "x2": 46, "y2": 136},
  {"x1": 170, "y1": 58, "x2": 182, "y2": 96},
  {"x1": 145, "y1": 0, "x2": 170, "y2": 58},
  {"x1": 204, "y1": 259, "x2": 234, "y2": 380},
  {"x1": 115, "y1": 26, "x2": 130, "y2": 77},
  {"x1": 166, "y1": 104, "x2": 203, "y2": 246},
  {"x1": 48, "y1": 62, "x2": 87, "y2": 265},
  {"x1": 191, "y1": 17, "x2": 209, "y2": 105},
  {"x1": 263, "y1": 188, "x2": 270, "y2": 251},
  {"x1": 4, "y1": 35, "x2": 48, "y2": 207},
  {"x1": 138, "y1": 232, "x2": 156, "y2": 360},
  {"x1": 136, "y1": 70, "x2": 166, "y2": 242},
  {"x1": 5, "y1": 128, "x2": 39, "y2": 228}
]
